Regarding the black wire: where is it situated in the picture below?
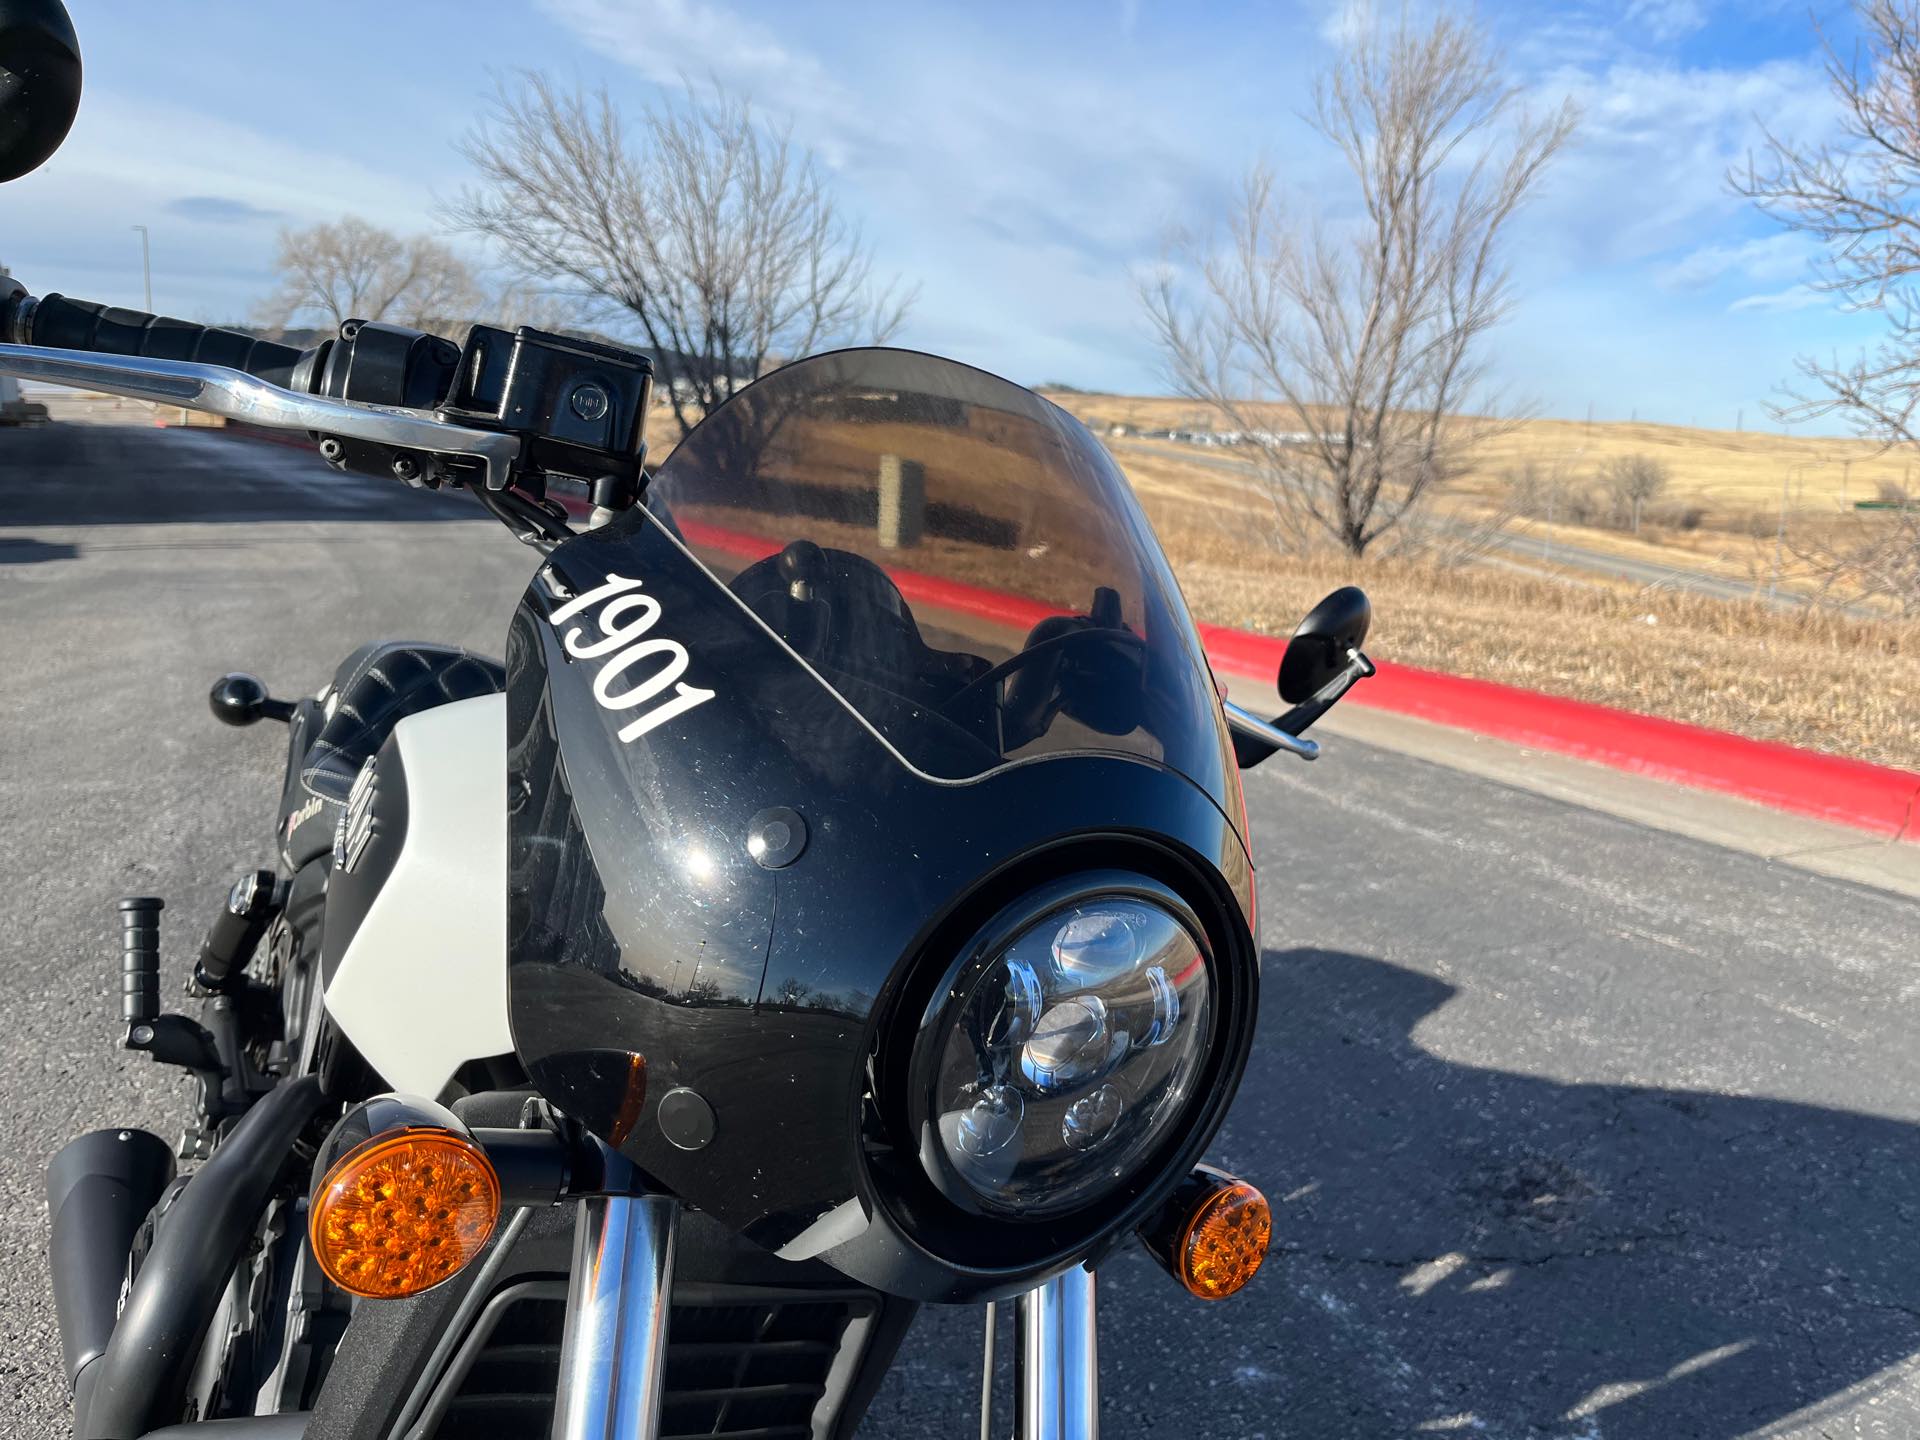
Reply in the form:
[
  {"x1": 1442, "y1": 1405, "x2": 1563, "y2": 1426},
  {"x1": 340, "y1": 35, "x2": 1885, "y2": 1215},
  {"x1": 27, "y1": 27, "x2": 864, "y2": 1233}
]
[{"x1": 471, "y1": 484, "x2": 575, "y2": 551}]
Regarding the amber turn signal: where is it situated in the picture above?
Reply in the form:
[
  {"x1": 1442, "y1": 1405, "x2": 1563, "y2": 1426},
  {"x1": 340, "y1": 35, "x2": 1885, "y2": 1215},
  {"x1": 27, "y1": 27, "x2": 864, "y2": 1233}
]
[
  {"x1": 309, "y1": 1103, "x2": 501, "y2": 1300},
  {"x1": 1137, "y1": 1165, "x2": 1272, "y2": 1301}
]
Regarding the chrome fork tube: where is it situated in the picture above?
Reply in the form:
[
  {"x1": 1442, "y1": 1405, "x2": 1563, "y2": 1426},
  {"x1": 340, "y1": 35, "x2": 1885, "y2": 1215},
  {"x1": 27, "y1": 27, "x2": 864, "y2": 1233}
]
[
  {"x1": 1015, "y1": 1264, "x2": 1099, "y2": 1440},
  {"x1": 550, "y1": 1194, "x2": 680, "y2": 1440}
]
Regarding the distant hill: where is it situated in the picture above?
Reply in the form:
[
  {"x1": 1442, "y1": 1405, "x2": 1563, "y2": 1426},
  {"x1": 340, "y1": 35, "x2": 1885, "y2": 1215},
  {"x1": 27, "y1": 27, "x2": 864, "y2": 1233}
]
[{"x1": 1042, "y1": 390, "x2": 1913, "y2": 526}]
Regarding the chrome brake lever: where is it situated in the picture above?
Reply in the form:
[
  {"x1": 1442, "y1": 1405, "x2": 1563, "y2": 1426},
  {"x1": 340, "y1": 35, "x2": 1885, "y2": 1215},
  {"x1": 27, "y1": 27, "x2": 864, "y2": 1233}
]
[{"x1": 0, "y1": 343, "x2": 523, "y2": 491}]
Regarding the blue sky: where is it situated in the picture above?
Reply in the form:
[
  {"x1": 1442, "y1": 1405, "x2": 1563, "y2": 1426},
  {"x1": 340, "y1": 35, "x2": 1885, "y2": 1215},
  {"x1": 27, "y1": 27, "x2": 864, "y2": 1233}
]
[{"x1": 0, "y1": 0, "x2": 1885, "y2": 431}]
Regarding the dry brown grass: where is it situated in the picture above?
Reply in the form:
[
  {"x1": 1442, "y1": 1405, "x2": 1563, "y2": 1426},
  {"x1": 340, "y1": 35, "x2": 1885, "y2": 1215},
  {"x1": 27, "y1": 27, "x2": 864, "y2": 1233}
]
[
  {"x1": 1048, "y1": 391, "x2": 1917, "y2": 529},
  {"x1": 1130, "y1": 475, "x2": 1920, "y2": 771}
]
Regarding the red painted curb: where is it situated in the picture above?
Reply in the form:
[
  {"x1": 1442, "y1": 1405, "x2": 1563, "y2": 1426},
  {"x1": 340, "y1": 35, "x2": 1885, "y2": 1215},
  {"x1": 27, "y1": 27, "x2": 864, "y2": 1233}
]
[
  {"x1": 1200, "y1": 624, "x2": 1920, "y2": 843},
  {"x1": 218, "y1": 421, "x2": 321, "y2": 452}
]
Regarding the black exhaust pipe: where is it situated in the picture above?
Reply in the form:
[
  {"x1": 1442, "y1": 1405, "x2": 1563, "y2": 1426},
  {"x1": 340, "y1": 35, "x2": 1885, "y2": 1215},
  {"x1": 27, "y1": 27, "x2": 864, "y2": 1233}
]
[
  {"x1": 46, "y1": 1129, "x2": 175, "y2": 1397},
  {"x1": 79, "y1": 1074, "x2": 328, "y2": 1440}
]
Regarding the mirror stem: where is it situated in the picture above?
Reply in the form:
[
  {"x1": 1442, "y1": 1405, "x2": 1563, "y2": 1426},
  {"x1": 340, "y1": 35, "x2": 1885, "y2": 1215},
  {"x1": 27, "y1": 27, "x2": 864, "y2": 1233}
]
[
  {"x1": 1226, "y1": 648, "x2": 1376, "y2": 768},
  {"x1": 1223, "y1": 702, "x2": 1320, "y2": 762},
  {"x1": 1274, "y1": 649, "x2": 1376, "y2": 737}
]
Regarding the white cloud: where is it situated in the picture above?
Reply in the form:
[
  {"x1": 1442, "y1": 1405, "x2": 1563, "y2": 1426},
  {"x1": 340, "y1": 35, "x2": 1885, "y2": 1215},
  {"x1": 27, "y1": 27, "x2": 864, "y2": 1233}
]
[
  {"x1": 538, "y1": 0, "x2": 821, "y2": 91},
  {"x1": 1625, "y1": 0, "x2": 1710, "y2": 43},
  {"x1": 19, "y1": 90, "x2": 446, "y2": 233},
  {"x1": 1654, "y1": 233, "x2": 1812, "y2": 289},
  {"x1": 4, "y1": 90, "x2": 475, "y2": 320},
  {"x1": 522, "y1": 1, "x2": 1872, "y2": 413},
  {"x1": 1729, "y1": 284, "x2": 1828, "y2": 312},
  {"x1": 1518, "y1": 56, "x2": 1839, "y2": 272},
  {"x1": 534, "y1": 0, "x2": 863, "y2": 163},
  {"x1": 1320, "y1": 0, "x2": 1374, "y2": 46}
]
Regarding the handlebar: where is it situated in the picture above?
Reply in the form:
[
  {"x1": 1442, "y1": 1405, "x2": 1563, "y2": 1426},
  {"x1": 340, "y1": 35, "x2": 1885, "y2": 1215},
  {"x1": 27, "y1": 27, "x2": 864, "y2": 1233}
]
[
  {"x1": 0, "y1": 278, "x2": 657, "y2": 546},
  {"x1": 12, "y1": 294, "x2": 302, "y2": 388}
]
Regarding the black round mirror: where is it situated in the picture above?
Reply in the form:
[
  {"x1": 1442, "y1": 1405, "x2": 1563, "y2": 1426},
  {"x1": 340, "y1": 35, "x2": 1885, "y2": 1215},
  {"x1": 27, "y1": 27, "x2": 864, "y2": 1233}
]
[
  {"x1": 1277, "y1": 586, "x2": 1372, "y2": 704},
  {"x1": 0, "y1": 0, "x2": 82, "y2": 183}
]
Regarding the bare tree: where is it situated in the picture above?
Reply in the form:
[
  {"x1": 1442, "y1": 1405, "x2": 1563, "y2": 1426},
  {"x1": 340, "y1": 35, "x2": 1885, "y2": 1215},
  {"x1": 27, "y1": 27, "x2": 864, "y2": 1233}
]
[
  {"x1": 447, "y1": 75, "x2": 914, "y2": 438},
  {"x1": 1600, "y1": 453, "x2": 1670, "y2": 534},
  {"x1": 1733, "y1": 0, "x2": 1920, "y2": 607},
  {"x1": 256, "y1": 217, "x2": 487, "y2": 335},
  {"x1": 1735, "y1": 0, "x2": 1920, "y2": 441},
  {"x1": 490, "y1": 281, "x2": 584, "y2": 335},
  {"x1": 1141, "y1": 14, "x2": 1576, "y2": 556}
]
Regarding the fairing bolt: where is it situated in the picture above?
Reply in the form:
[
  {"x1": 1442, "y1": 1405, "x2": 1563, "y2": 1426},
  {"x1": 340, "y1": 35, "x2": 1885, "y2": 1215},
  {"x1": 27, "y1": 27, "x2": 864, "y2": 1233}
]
[{"x1": 746, "y1": 807, "x2": 808, "y2": 868}]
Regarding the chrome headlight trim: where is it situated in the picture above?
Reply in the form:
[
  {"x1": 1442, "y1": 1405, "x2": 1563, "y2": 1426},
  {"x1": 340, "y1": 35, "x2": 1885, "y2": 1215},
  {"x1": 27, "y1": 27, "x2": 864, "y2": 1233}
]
[{"x1": 903, "y1": 868, "x2": 1227, "y2": 1224}]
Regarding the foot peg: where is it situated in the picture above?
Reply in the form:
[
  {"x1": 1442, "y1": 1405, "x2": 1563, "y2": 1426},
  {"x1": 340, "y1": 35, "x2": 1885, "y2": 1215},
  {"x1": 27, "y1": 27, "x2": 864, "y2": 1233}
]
[
  {"x1": 208, "y1": 673, "x2": 294, "y2": 727},
  {"x1": 118, "y1": 897, "x2": 162, "y2": 1031}
]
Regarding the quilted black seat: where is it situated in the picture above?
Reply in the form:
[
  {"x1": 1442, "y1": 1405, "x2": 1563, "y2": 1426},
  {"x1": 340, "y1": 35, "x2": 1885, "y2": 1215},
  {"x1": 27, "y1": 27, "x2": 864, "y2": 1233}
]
[{"x1": 300, "y1": 642, "x2": 506, "y2": 804}]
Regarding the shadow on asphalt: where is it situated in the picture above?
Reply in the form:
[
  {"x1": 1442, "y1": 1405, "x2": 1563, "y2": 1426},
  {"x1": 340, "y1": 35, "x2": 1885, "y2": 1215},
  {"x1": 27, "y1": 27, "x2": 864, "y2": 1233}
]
[
  {"x1": 0, "y1": 426, "x2": 486, "y2": 527},
  {"x1": 1244, "y1": 947, "x2": 1919, "y2": 1437},
  {"x1": 0, "y1": 536, "x2": 79, "y2": 564}
]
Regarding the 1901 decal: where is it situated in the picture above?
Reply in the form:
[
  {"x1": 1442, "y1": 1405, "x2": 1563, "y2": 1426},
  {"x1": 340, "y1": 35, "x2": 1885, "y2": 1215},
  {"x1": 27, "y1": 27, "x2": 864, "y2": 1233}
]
[{"x1": 547, "y1": 572, "x2": 716, "y2": 742}]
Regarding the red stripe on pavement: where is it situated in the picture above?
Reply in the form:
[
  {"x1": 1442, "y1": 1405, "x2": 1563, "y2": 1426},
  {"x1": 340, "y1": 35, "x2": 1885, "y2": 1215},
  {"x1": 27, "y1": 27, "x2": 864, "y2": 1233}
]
[{"x1": 1200, "y1": 625, "x2": 1920, "y2": 842}]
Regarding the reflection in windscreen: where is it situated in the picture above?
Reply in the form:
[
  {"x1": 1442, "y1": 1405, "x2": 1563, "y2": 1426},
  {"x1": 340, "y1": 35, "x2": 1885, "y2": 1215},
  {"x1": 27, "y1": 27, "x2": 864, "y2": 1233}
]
[{"x1": 646, "y1": 349, "x2": 1224, "y2": 784}]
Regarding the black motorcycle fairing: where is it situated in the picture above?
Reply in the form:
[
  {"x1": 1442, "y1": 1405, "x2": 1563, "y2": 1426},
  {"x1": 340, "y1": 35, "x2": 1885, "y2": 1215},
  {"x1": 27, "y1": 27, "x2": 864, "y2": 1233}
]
[
  {"x1": 508, "y1": 348, "x2": 1258, "y2": 1300},
  {"x1": 506, "y1": 507, "x2": 1256, "y2": 1302}
]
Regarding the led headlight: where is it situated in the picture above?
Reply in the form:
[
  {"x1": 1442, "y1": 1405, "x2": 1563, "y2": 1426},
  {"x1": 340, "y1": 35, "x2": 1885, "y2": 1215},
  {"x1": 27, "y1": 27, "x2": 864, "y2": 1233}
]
[{"x1": 926, "y1": 891, "x2": 1212, "y2": 1216}]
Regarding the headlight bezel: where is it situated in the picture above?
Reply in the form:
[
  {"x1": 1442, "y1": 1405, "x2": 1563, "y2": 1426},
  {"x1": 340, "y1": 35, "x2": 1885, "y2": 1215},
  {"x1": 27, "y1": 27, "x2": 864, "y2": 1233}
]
[
  {"x1": 916, "y1": 883, "x2": 1216, "y2": 1218},
  {"x1": 877, "y1": 852, "x2": 1257, "y2": 1271}
]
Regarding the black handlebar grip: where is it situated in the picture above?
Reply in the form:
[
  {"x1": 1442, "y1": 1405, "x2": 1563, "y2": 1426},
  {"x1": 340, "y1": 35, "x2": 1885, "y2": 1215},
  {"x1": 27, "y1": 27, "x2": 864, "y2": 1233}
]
[
  {"x1": 32, "y1": 294, "x2": 302, "y2": 388},
  {"x1": 118, "y1": 897, "x2": 163, "y2": 1027}
]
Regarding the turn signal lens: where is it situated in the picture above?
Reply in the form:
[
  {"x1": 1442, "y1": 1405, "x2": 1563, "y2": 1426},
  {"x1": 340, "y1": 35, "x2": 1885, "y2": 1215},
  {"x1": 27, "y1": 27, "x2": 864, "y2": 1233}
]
[
  {"x1": 1177, "y1": 1180, "x2": 1271, "y2": 1300},
  {"x1": 1137, "y1": 1165, "x2": 1272, "y2": 1301},
  {"x1": 309, "y1": 1129, "x2": 501, "y2": 1298}
]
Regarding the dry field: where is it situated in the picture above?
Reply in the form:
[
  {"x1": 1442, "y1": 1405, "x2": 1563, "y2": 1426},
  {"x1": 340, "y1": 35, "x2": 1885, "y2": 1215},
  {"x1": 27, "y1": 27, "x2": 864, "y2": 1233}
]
[
  {"x1": 1046, "y1": 391, "x2": 1917, "y2": 527},
  {"x1": 1173, "y1": 544, "x2": 1920, "y2": 773},
  {"x1": 1101, "y1": 436, "x2": 1865, "y2": 603},
  {"x1": 1098, "y1": 438, "x2": 1920, "y2": 772}
]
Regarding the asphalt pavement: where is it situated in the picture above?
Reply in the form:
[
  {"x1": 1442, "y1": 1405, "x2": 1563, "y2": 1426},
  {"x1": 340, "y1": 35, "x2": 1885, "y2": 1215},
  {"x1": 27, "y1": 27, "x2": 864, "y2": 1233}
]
[{"x1": 2, "y1": 423, "x2": 1916, "y2": 1439}]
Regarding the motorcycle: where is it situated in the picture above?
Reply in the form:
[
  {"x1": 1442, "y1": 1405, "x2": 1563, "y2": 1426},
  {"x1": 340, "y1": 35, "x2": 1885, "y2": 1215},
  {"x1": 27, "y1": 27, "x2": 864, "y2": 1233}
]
[{"x1": 1, "y1": 5, "x2": 1376, "y2": 1435}]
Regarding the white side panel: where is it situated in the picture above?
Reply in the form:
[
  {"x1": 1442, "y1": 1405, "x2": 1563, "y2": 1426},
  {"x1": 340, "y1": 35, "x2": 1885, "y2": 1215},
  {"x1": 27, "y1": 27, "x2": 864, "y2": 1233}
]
[{"x1": 325, "y1": 693, "x2": 512, "y2": 1099}]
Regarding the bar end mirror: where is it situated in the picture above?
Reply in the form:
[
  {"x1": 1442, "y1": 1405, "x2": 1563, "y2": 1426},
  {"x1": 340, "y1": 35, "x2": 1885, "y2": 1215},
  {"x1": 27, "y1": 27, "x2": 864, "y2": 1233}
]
[
  {"x1": 1278, "y1": 585, "x2": 1372, "y2": 704},
  {"x1": 0, "y1": 0, "x2": 81, "y2": 183},
  {"x1": 1226, "y1": 586, "x2": 1376, "y2": 767}
]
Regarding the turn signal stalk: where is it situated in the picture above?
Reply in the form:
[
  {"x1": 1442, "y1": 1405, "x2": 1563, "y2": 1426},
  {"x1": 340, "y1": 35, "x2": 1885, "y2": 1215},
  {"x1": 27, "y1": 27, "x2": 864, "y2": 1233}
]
[
  {"x1": 1137, "y1": 1164, "x2": 1271, "y2": 1300},
  {"x1": 308, "y1": 1095, "x2": 501, "y2": 1299}
]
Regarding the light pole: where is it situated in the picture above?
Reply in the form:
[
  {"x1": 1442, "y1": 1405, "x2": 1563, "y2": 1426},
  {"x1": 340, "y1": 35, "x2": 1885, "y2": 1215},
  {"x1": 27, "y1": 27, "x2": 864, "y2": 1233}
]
[{"x1": 131, "y1": 225, "x2": 152, "y2": 311}]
